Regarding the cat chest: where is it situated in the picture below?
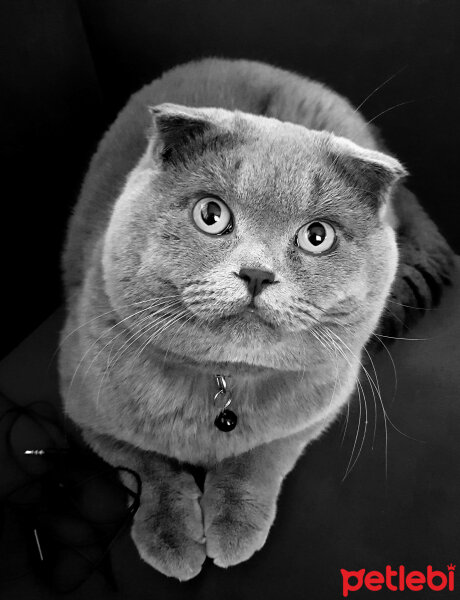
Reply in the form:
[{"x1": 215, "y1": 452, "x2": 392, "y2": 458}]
[{"x1": 108, "y1": 378, "x2": 328, "y2": 465}]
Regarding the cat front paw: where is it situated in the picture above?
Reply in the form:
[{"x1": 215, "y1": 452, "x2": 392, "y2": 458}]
[
  {"x1": 201, "y1": 474, "x2": 277, "y2": 567},
  {"x1": 131, "y1": 473, "x2": 206, "y2": 581}
]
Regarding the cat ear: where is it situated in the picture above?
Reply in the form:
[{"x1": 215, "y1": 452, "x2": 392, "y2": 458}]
[
  {"x1": 326, "y1": 134, "x2": 408, "y2": 203},
  {"x1": 148, "y1": 103, "x2": 217, "y2": 164}
]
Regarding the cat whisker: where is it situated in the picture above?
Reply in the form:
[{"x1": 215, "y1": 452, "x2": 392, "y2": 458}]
[
  {"x1": 295, "y1": 299, "x2": 327, "y2": 317},
  {"x1": 326, "y1": 326, "x2": 425, "y2": 480},
  {"x1": 88, "y1": 301, "x2": 187, "y2": 405},
  {"x1": 361, "y1": 345, "x2": 382, "y2": 451},
  {"x1": 297, "y1": 298, "x2": 358, "y2": 323},
  {"x1": 304, "y1": 329, "x2": 329, "y2": 385},
  {"x1": 387, "y1": 298, "x2": 439, "y2": 311},
  {"x1": 133, "y1": 309, "x2": 191, "y2": 364},
  {"x1": 67, "y1": 302, "x2": 161, "y2": 395},
  {"x1": 49, "y1": 294, "x2": 183, "y2": 369},
  {"x1": 82, "y1": 299, "x2": 183, "y2": 382},
  {"x1": 310, "y1": 329, "x2": 332, "y2": 357},
  {"x1": 366, "y1": 99, "x2": 416, "y2": 126},
  {"x1": 104, "y1": 300, "x2": 185, "y2": 373},
  {"x1": 382, "y1": 305, "x2": 409, "y2": 331},
  {"x1": 96, "y1": 341, "x2": 114, "y2": 414},
  {"x1": 162, "y1": 313, "x2": 196, "y2": 368},
  {"x1": 69, "y1": 298, "x2": 183, "y2": 394},
  {"x1": 353, "y1": 65, "x2": 407, "y2": 114},
  {"x1": 332, "y1": 329, "x2": 383, "y2": 454},
  {"x1": 147, "y1": 309, "x2": 191, "y2": 348},
  {"x1": 347, "y1": 376, "x2": 367, "y2": 480},
  {"x1": 321, "y1": 328, "x2": 369, "y2": 480},
  {"x1": 314, "y1": 329, "x2": 341, "y2": 417},
  {"x1": 374, "y1": 333, "x2": 428, "y2": 341},
  {"x1": 341, "y1": 397, "x2": 351, "y2": 448},
  {"x1": 325, "y1": 330, "x2": 377, "y2": 445},
  {"x1": 358, "y1": 338, "x2": 424, "y2": 451},
  {"x1": 324, "y1": 327, "x2": 386, "y2": 472},
  {"x1": 371, "y1": 333, "x2": 398, "y2": 406},
  {"x1": 58, "y1": 295, "x2": 182, "y2": 351},
  {"x1": 324, "y1": 330, "x2": 364, "y2": 475}
]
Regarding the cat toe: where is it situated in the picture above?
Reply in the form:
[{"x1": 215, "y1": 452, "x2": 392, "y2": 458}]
[
  {"x1": 131, "y1": 482, "x2": 206, "y2": 580},
  {"x1": 137, "y1": 534, "x2": 206, "y2": 580},
  {"x1": 201, "y1": 484, "x2": 276, "y2": 567},
  {"x1": 132, "y1": 516, "x2": 206, "y2": 580},
  {"x1": 204, "y1": 514, "x2": 270, "y2": 567}
]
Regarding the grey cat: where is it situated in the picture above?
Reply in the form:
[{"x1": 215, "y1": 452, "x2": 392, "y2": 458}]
[{"x1": 59, "y1": 58, "x2": 453, "y2": 580}]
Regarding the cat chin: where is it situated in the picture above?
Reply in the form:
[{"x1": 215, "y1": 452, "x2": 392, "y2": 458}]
[
  {"x1": 162, "y1": 346, "x2": 306, "y2": 372},
  {"x1": 193, "y1": 304, "x2": 314, "y2": 338},
  {"x1": 207, "y1": 308, "x2": 280, "y2": 332},
  {"x1": 153, "y1": 327, "x2": 322, "y2": 372}
]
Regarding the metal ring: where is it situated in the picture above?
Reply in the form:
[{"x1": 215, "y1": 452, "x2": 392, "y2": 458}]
[
  {"x1": 215, "y1": 374, "x2": 227, "y2": 392},
  {"x1": 213, "y1": 389, "x2": 225, "y2": 402},
  {"x1": 222, "y1": 397, "x2": 232, "y2": 409}
]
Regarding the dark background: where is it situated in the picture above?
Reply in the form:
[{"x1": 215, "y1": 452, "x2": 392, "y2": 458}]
[{"x1": 1, "y1": 0, "x2": 459, "y2": 356}]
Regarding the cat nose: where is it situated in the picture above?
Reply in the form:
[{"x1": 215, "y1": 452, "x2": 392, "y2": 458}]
[{"x1": 237, "y1": 267, "x2": 276, "y2": 297}]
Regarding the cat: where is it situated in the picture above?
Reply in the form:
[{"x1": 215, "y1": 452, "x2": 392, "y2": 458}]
[{"x1": 58, "y1": 58, "x2": 453, "y2": 580}]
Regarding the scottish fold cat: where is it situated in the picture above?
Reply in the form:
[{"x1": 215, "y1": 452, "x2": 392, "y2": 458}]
[{"x1": 59, "y1": 59, "x2": 452, "y2": 580}]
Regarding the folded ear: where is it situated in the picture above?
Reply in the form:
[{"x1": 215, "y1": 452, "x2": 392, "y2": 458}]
[
  {"x1": 326, "y1": 134, "x2": 408, "y2": 203},
  {"x1": 148, "y1": 103, "x2": 222, "y2": 164}
]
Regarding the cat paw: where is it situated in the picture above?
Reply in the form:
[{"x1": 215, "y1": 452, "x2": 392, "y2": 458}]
[
  {"x1": 201, "y1": 474, "x2": 277, "y2": 568},
  {"x1": 131, "y1": 473, "x2": 206, "y2": 581}
]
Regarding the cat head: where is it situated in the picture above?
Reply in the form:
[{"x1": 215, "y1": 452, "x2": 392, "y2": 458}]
[{"x1": 102, "y1": 103, "x2": 406, "y2": 369}]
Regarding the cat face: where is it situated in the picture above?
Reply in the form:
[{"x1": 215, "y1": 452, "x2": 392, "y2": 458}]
[{"x1": 102, "y1": 104, "x2": 406, "y2": 368}]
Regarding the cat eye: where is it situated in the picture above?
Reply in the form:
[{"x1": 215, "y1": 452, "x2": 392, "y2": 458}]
[
  {"x1": 192, "y1": 197, "x2": 233, "y2": 235},
  {"x1": 295, "y1": 221, "x2": 336, "y2": 254}
]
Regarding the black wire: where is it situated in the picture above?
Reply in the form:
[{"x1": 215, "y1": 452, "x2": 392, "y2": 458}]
[{"x1": 0, "y1": 393, "x2": 142, "y2": 594}]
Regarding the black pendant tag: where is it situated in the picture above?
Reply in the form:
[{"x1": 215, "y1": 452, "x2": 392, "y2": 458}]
[
  {"x1": 214, "y1": 409, "x2": 238, "y2": 432},
  {"x1": 213, "y1": 374, "x2": 237, "y2": 432}
]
